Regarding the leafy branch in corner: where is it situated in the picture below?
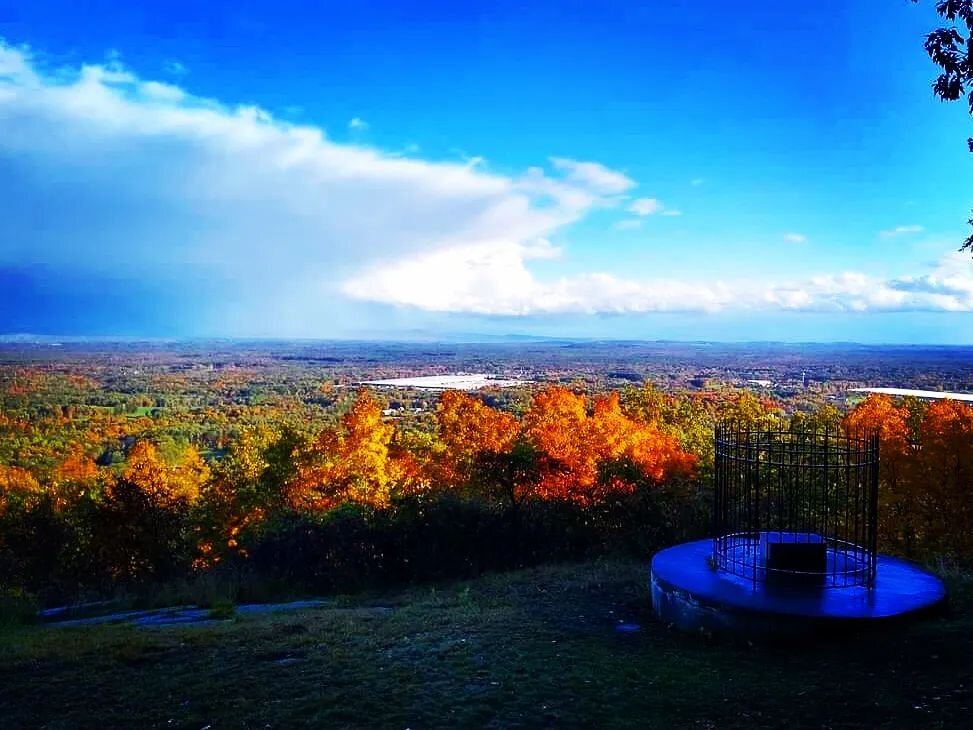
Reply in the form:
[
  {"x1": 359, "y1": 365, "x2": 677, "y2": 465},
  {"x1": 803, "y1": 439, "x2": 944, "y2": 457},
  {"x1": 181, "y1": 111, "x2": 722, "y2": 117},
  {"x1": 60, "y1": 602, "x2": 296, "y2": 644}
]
[{"x1": 916, "y1": 1, "x2": 973, "y2": 251}]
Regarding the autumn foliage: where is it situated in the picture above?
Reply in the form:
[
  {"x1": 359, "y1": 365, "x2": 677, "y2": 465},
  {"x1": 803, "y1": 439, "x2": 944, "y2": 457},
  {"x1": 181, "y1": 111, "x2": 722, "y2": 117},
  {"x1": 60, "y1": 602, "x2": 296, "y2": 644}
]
[
  {"x1": 5, "y1": 378, "x2": 973, "y2": 601},
  {"x1": 521, "y1": 388, "x2": 696, "y2": 504},
  {"x1": 430, "y1": 387, "x2": 696, "y2": 509},
  {"x1": 0, "y1": 465, "x2": 42, "y2": 516},
  {"x1": 116, "y1": 441, "x2": 208, "y2": 506},
  {"x1": 287, "y1": 389, "x2": 431, "y2": 512},
  {"x1": 844, "y1": 394, "x2": 973, "y2": 559}
]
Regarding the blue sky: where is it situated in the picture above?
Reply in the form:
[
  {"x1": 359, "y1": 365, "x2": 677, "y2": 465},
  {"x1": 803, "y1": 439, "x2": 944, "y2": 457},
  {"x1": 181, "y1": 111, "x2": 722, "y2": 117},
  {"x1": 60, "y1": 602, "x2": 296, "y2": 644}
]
[{"x1": 1, "y1": 1, "x2": 972, "y2": 342}]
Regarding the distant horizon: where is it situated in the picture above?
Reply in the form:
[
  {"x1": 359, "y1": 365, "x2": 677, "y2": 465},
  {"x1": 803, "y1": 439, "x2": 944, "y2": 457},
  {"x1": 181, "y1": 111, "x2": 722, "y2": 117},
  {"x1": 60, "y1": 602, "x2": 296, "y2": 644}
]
[{"x1": 3, "y1": 331, "x2": 973, "y2": 349}]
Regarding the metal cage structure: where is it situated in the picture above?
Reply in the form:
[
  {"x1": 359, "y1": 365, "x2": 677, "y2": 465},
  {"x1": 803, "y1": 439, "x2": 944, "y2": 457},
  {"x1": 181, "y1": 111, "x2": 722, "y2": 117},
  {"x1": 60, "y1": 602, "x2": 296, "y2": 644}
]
[{"x1": 713, "y1": 423, "x2": 879, "y2": 589}]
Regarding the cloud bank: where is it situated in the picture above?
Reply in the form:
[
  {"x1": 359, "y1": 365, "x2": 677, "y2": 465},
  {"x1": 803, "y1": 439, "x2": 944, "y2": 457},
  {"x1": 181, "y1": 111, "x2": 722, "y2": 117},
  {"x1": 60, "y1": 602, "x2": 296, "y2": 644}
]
[{"x1": 345, "y1": 250, "x2": 973, "y2": 316}]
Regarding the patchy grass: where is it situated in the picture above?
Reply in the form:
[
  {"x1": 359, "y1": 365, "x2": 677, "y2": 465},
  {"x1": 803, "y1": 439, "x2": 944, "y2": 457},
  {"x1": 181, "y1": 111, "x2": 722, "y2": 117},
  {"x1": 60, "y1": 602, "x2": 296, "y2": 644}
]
[
  {"x1": 205, "y1": 598, "x2": 237, "y2": 621},
  {"x1": 1, "y1": 560, "x2": 970, "y2": 729}
]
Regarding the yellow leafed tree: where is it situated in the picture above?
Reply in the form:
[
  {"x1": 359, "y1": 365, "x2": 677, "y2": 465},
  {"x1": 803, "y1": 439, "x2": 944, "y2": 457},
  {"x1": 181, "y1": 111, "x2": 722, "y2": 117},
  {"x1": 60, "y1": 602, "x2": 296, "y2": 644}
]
[
  {"x1": 0, "y1": 465, "x2": 42, "y2": 515},
  {"x1": 118, "y1": 441, "x2": 204, "y2": 506},
  {"x1": 289, "y1": 389, "x2": 395, "y2": 511}
]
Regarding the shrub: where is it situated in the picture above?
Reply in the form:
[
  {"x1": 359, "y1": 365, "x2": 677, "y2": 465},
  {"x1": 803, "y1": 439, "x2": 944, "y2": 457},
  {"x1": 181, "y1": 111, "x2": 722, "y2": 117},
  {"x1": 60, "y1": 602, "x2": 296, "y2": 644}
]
[{"x1": 0, "y1": 587, "x2": 38, "y2": 628}]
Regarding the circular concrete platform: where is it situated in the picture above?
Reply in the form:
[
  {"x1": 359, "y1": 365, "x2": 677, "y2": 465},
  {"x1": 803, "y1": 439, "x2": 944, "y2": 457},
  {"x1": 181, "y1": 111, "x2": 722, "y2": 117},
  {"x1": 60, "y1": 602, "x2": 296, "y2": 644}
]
[{"x1": 650, "y1": 539, "x2": 947, "y2": 639}]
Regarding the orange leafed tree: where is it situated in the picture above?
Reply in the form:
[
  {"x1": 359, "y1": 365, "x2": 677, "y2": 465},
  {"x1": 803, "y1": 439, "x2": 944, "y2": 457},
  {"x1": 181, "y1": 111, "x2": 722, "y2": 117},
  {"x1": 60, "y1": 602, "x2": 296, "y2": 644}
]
[
  {"x1": 622, "y1": 381, "x2": 716, "y2": 479},
  {"x1": 436, "y1": 390, "x2": 519, "y2": 487},
  {"x1": 843, "y1": 394, "x2": 912, "y2": 450},
  {"x1": 51, "y1": 445, "x2": 101, "y2": 509},
  {"x1": 54, "y1": 445, "x2": 99, "y2": 485},
  {"x1": 522, "y1": 387, "x2": 595, "y2": 502},
  {"x1": 591, "y1": 392, "x2": 696, "y2": 485},
  {"x1": 434, "y1": 390, "x2": 530, "y2": 511},
  {"x1": 432, "y1": 386, "x2": 700, "y2": 508},
  {"x1": 385, "y1": 430, "x2": 438, "y2": 498},
  {"x1": 845, "y1": 394, "x2": 973, "y2": 559},
  {"x1": 844, "y1": 394, "x2": 915, "y2": 554},
  {"x1": 524, "y1": 387, "x2": 697, "y2": 505},
  {"x1": 911, "y1": 399, "x2": 973, "y2": 557}
]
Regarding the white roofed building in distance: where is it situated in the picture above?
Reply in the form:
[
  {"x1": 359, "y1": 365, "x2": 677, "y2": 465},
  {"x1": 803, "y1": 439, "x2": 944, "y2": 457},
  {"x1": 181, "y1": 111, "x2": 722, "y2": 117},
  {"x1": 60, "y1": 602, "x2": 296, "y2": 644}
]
[
  {"x1": 850, "y1": 387, "x2": 973, "y2": 403},
  {"x1": 361, "y1": 374, "x2": 531, "y2": 391}
]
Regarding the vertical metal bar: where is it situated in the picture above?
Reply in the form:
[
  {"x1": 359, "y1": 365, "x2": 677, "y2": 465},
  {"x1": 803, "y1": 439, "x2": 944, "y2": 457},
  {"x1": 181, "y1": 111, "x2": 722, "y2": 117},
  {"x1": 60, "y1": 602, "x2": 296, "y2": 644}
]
[
  {"x1": 748, "y1": 424, "x2": 755, "y2": 588},
  {"x1": 830, "y1": 429, "x2": 836, "y2": 587},
  {"x1": 729, "y1": 422, "x2": 735, "y2": 567},
  {"x1": 826, "y1": 429, "x2": 831, "y2": 585},
  {"x1": 733, "y1": 421, "x2": 740, "y2": 578},
  {"x1": 806, "y1": 427, "x2": 813, "y2": 543},
  {"x1": 845, "y1": 434, "x2": 852, "y2": 587},
  {"x1": 869, "y1": 432, "x2": 879, "y2": 586},
  {"x1": 713, "y1": 423, "x2": 720, "y2": 558},
  {"x1": 754, "y1": 427, "x2": 762, "y2": 539},
  {"x1": 836, "y1": 429, "x2": 842, "y2": 588},
  {"x1": 861, "y1": 430, "x2": 865, "y2": 584},
  {"x1": 861, "y1": 429, "x2": 868, "y2": 586},
  {"x1": 803, "y1": 427, "x2": 809, "y2": 542},
  {"x1": 777, "y1": 422, "x2": 784, "y2": 537},
  {"x1": 823, "y1": 426, "x2": 830, "y2": 554},
  {"x1": 787, "y1": 426, "x2": 794, "y2": 543},
  {"x1": 855, "y1": 429, "x2": 861, "y2": 586}
]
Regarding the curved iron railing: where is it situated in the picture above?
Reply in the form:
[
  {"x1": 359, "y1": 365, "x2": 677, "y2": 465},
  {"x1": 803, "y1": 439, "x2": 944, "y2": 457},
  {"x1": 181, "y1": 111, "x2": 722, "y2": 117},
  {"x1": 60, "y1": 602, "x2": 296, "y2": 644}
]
[{"x1": 713, "y1": 423, "x2": 879, "y2": 589}]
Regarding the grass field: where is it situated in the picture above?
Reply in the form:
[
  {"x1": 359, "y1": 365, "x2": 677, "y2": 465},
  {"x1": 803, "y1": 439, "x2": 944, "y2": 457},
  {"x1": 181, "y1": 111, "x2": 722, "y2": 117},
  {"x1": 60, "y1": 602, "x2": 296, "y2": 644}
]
[{"x1": 1, "y1": 560, "x2": 970, "y2": 729}]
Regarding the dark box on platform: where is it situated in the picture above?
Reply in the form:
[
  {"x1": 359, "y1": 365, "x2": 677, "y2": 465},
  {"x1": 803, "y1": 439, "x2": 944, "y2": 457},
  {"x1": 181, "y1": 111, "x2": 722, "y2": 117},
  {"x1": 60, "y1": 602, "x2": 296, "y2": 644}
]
[{"x1": 762, "y1": 532, "x2": 827, "y2": 587}]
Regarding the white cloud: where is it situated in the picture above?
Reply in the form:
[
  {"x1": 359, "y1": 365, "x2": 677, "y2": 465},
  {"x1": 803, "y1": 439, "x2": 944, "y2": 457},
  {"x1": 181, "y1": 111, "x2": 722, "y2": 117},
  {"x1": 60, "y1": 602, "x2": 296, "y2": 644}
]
[
  {"x1": 784, "y1": 233, "x2": 807, "y2": 243},
  {"x1": 345, "y1": 250, "x2": 973, "y2": 316},
  {"x1": 887, "y1": 252, "x2": 973, "y2": 310},
  {"x1": 0, "y1": 42, "x2": 634, "y2": 333},
  {"x1": 348, "y1": 116, "x2": 368, "y2": 131},
  {"x1": 343, "y1": 241, "x2": 735, "y2": 315},
  {"x1": 613, "y1": 219, "x2": 642, "y2": 230},
  {"x1": 628, "y1": 197, "x2": 664, "y2": 216},
  {"x1": 627, "y1": 198, "x2": 682, "y2": 217},
  {"x1": 343, "y1": 240, "x2": 569, "y2": 316},
  {"x1": 690, "y1": 178, "x2": 704, "y2": 186},
  {"x1": 880, "y1": 224, "x2": 924, "y2": 238},
  {"x1": 549, "y1": 157, "x2": 635, "y2": 194}
]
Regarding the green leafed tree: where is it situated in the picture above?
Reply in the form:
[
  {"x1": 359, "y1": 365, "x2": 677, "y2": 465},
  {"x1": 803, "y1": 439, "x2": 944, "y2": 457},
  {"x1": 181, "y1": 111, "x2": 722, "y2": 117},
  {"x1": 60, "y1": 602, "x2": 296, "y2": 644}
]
[{"x1": 917, "y1": 1, "x2": 973, "y2": 251}]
